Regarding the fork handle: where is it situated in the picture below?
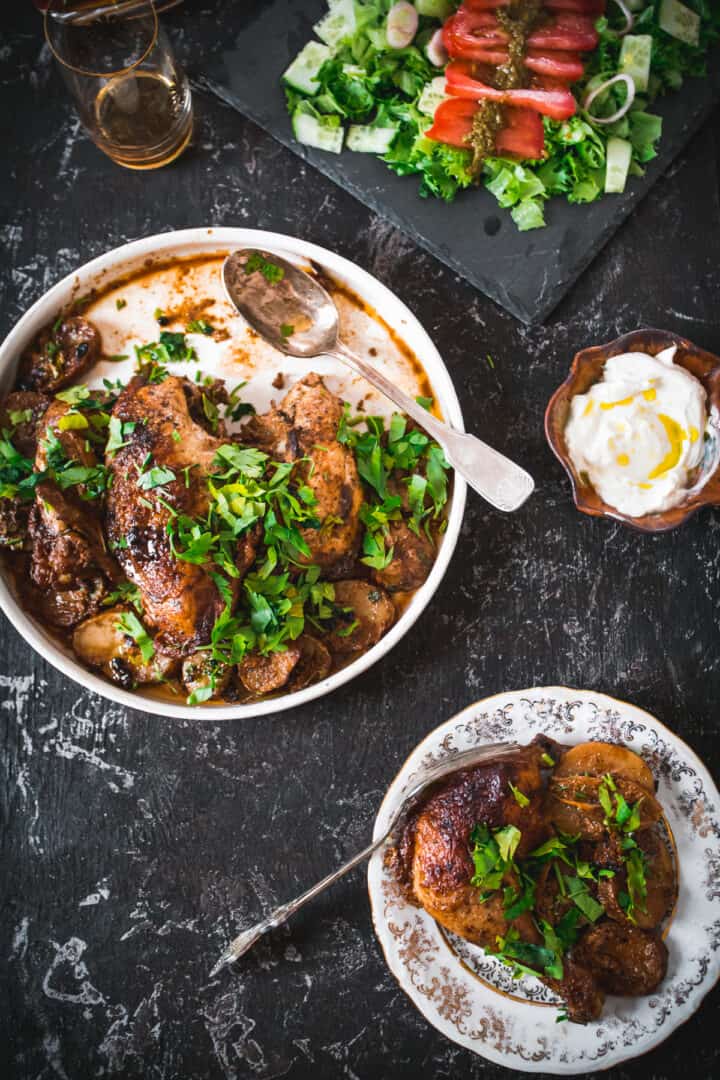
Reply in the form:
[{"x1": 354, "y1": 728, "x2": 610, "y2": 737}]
[{"x1": 210, "y1": 835, "x2": 386, "y2": 976}]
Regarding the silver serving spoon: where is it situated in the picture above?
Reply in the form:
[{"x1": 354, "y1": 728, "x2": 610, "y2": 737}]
[
  {"x1": 222, "y1": 249, "x2": 534, "y2": 512},
  {"x1": 209, "y1": 741, "x2": 519, "y2": 978}
]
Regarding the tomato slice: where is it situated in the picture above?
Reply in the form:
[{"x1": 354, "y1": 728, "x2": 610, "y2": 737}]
[
  {"x1": 444, "y1": 8, "x2": 598, "y2": 55},
  {"x1": 426, "y1": 98, "x2": 546, "y2": 160},
  {"x1": 445, "y1": 61, "x2": 577, "y2": 120},
  {"x1": 425, "y1": 97, "x2": 477, "y2": 149},
  {"x1": 496, "y1": 107, "x2": 546, "y2": 159},
  {"x1": 443, "y1": 39, "x2": 586, "y2": 82},
  {"x1": 464, "y1": 0, "x2": 605, "y2": 12}
]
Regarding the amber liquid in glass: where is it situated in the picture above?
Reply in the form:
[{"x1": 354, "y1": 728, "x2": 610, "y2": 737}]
[{"x1": 94, "y1": 70, "x2": 192, "y2": 169}]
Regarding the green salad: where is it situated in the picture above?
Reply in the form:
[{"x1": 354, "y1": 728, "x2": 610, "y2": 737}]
[{"x1": 282, "y1": 0, "x2": 720, "y2": 229}]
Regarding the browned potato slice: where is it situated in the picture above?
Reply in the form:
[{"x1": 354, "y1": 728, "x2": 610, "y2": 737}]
[
  {"x1": 238, "y1": 646, "x2": 301, "y2": 695},
  {"x1": 286, "y1": 635, "x2": 332, "y2": 692},
  {"x1": 326, "y1": 580, "x2": 395, "y2": 656},
  {"x1": 181, "y1": 652, "x2": 232, "y2": 702},
  {"x1": 548, "y1": 775, "x2": 662, "y2": 840},
  {"x1": 574, "y1": 922, "x2": 668, "y2": 996},
  {"x1": 73, "y1": 607, "x2": 178, "y2": 688},
  {"x1": 555, "y1": 741, "x2": 655, "y2": 792},
  {"x1": 596, "y1": 828, "x2": 676, "y2": 929}
]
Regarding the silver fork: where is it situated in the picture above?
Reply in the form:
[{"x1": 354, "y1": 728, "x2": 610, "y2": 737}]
[{"x1": 209, "y1": 740, "x2": 520, "y2": 978}]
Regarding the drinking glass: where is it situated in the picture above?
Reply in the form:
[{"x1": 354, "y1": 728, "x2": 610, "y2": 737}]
[{"x1": 44, "y1": 0, "x2": 193, "y2": 170}]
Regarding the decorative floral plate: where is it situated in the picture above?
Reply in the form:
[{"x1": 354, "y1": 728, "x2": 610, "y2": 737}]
[{"x1": 367, "y1": 687, "x2": 720, "y2": 1074}]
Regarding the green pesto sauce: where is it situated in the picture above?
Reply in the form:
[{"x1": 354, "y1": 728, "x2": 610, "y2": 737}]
[{"x1": 466, "y1": 0, "x2": 544, "y2": 177}]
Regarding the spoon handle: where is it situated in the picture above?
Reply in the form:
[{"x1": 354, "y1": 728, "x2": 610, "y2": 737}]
[
  {"x1": 209, "y1": 835, "x2": 385, "y2": 978},
  {"x1": 332, "y1": 341, "x2": 534, "y2": 513}
]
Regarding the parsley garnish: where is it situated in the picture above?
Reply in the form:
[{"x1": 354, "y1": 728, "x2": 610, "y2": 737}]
[
  {"x1": 186, "y1": 319, "x2": 214, "y2": 335},
  {"x1": 509, "y1": 782, "x2": 530, "y2": 808},
  {"x1": 280, "y1": 323, "x2": 295, "y2": 338},
  {"x1": 244, "y1": 252, "x2": 285, "y2": 283},
  {"x1": 115, "y1": 611, "x2": 155, "y2": 662}
]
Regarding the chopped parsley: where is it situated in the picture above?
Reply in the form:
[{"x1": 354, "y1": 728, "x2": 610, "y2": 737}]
[
  {"x1": 103, "y1": 581, "x2": 143, "y2": 613},
  {"x1": 115, "y1": 298, "x2": 127, "y2": 311},
  {"x1": 186, "y1": 318, "x2": 214, "y2": 335},
  {"x1": 509, "y1": 782, "x2": 530, "y2": 808},
  {"x1": 244, "y1": 252, "x2": 285, "y2": 284},
  {"x1": 115, "y1": 610, "x2": 155, "y2": 662},
  {"x1": 280, "y1": 323, "x2": 295, "y2": 338},
  {"x1": 8, "y1": 408, "x2": 33, "y2": 426}
]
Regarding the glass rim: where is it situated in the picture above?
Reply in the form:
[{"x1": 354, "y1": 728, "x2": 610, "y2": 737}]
[{"x1": 44, "y1": 0, "x2": 159, "y2": 78}]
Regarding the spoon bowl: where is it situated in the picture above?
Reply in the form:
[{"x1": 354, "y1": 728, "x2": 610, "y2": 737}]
[{"x1": 222, "y1": 248, "x2": 339, "y2": 358}]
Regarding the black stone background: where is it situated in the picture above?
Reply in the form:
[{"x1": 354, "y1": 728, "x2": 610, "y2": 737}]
[{"x1": 1, "y1": 2, "x2": 719, "y2": 1078}]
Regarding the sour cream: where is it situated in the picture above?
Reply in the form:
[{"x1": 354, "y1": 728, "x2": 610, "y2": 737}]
[{"x1": 565, "y1": 346, "x2": 708, "y2": 517}]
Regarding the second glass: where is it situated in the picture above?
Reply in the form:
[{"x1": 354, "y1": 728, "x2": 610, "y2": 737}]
[{"x1": 44, "y1": 0, "x2": 193, "y2": 170}]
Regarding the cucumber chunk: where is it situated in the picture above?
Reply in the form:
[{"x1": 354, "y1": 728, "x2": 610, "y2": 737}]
[
  {"x1": 346, "y1": 125, "x2": 398, "y2": 153},
  {"x1": 417, "y1": 76, "x2": 449, "y2": 117},
  {"x1": 314, "y1": 0, "x2": 356, "y2": 48},
  {"x1": 619, "y1": 35, "x2": 653, "y2": 94},
  {"x1": 605, "y1": 136, "x2": 633, "y2": 194},
  {"x1": 658, "y1": 0, "x2": 700, "y2": 47},
  {"x1": 292, "y1": 110, "x2": 345, "y2": 154},
  {"x1": 283, "y1": 41, "x2": 332, "y2": 95}
]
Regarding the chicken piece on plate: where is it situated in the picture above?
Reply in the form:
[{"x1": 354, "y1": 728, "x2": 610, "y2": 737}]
[
  {"x1": 28, "y1": 401, "x2": 118, "y2": 626},
  {"x1": 105, "y1": 374, "x2": 257, "y2": 657},
  {"x1": 399, "y1": 745, "x2": 550, "y2": 948},
  {"x1": 17, "y1": 316, "x2": 101, "y2": 394},
  {"x1": 244, "y1": 373, "x2": 363, "y2": 576}
]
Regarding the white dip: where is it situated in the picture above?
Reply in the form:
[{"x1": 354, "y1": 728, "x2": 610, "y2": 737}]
[{"x1": 564, "y1": 346, "x2": 708, "y2": 517}]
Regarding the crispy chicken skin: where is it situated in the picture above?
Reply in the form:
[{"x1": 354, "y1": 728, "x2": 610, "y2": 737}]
[
  {"x1": 402, "y1": 745, "x2": 549, "y2": 948},
  {"x1": 105, "y1": 374, "x2": 255, "y2": 657},
  {"x1": 28, "y1": 401, "x2": 118, "y2": 626},
  {"x1": 244, "y1": 373, "x2": 363, "y2": 576}
]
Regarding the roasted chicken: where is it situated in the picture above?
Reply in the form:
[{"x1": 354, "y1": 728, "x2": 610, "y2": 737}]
[
  {"x1": 104, "y1": 373, "x2": 254, "y2": 658},
  {"x1": 245, "y1": 373, "x2": 363, "y2": 577}
]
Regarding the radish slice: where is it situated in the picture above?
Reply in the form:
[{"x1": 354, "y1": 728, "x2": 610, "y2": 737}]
[
  {"x1": 609, "y1": 0, "x2": 635, "y2": 37},
  {"x1": 582, "y1": 73, "x2": 636, "y2": 125},
  {"x1": 387, "y1": 2, "x2": 419, "y2": 49},
  {"x1": 426, "y1": 27, "x2": 449, "y2": 67}
]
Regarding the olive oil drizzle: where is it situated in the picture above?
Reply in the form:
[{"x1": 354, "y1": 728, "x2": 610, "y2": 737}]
[{"x1": 466, "y1": 0, "x2": 545, "y2": 177}]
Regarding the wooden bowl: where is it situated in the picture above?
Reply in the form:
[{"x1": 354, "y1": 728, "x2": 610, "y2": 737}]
[{"x1": 544, "y1": 329, "x2": 720, "y2": 533}]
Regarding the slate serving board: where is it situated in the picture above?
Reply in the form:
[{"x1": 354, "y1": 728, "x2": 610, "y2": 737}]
[{"x1": 207, "y1": 4, "x2": 715, "y2": 324}]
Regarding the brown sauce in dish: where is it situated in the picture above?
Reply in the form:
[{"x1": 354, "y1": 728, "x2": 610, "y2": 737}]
[{"x1": 2, "y1": 251, "x2": 449, "y2": 708}]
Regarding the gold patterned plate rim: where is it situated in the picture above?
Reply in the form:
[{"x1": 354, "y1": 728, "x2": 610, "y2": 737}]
[{"x1": 367, "y1": 687, "x2": 720, "y2": 1074}]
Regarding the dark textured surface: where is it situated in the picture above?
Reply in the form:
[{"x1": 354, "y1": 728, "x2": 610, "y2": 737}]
[
  {"x1": 1, "y1": 2, "x2": 719, "y2": 1078},
  {"x1": 204, "y1": 0, "x2": 720, "y2": 324}
]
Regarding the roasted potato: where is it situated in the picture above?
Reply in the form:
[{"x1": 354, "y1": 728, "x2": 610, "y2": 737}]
[
  {"x1": 548, "y1": 775, "x2": 662, "y2": 840},
  {"x1": 325, "y1": 580, "x2": 395, "y2": 656},
  {"x1": 181, "y1": 652, "x2": 232, "y2": 701},
  {"x1": 238, "y1": 646, "x2": 302, "y2": 695},
  {"x1": 574, "y1": 922, "x2": 668, "y2": 996},
  {"x1": 18, "y1": 316, "x2": 101, "y2": 394},
  {"x1": 595, "y1": 828, "x2": 676, "y2": 929},
  {"x1": 72, "y1": 607, "x2": 178, "y2": 688},
  {"x1": 286, "y1": 635, "x2": 332, "y2": 692},
  {"x1": 555, "y1": 741, "x2": 655, "y2": 792}
]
